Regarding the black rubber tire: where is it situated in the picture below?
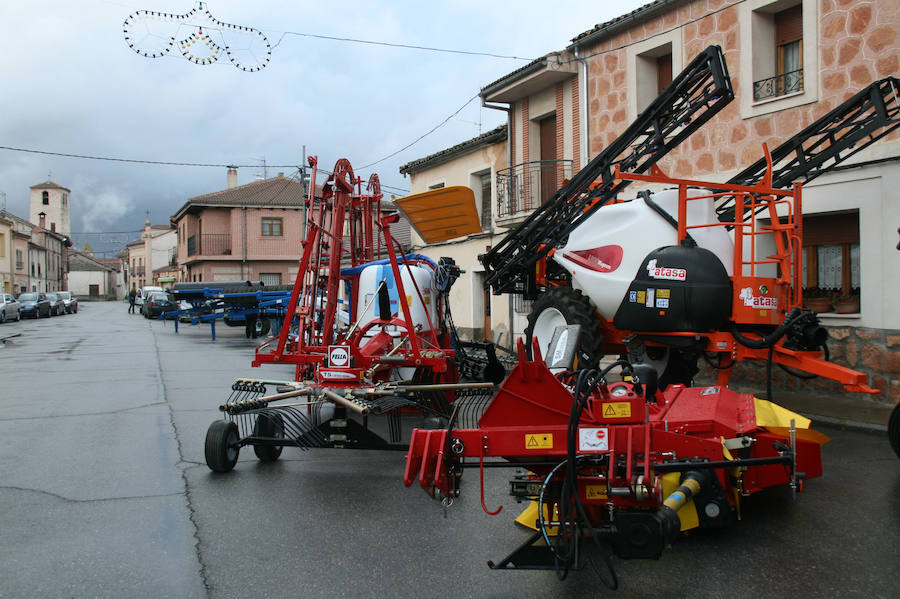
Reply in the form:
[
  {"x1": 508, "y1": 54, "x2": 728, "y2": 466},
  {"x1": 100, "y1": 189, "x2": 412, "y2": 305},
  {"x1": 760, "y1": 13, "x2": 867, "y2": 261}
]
[
  {"x1": 657, "y1": 348, "x2": 700, "y2": 390},
  {"x1": 205, "y1": 420, "x2": 240, "y2": 472},
  {"x1": 889, "y1": 403, "x2": 900, "y2": 460},
  {"x1": 73, "y1": 305, "x2": 77, "y2": 314},
  {"x1": 257, "y1": 317, "x2": 271, "y2": 337},
  {"x1": 252, "y1": 413, "x2": 284, "y2": 462},
  {"x1": 525, "y1": 287, "x2": 604, "y2": 369},
  {"x1": 0, "y1": 311, "x2": 5, "y2": 324}
]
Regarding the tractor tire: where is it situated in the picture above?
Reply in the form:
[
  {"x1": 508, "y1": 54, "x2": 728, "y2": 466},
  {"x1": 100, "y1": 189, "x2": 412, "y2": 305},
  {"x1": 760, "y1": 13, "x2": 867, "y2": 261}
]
[
  {"x1": 525, "y1": 287, "x2": 604, "y2": 369},
  {"x1": 889, "y1": 403, "x2": 900, "y2": 460},
  {"x1": 252, "y1": 413, "x2": 284, "y2": 462},
  {"x1": 205, "y1": 420, "x2": 240, "y2": 472}
]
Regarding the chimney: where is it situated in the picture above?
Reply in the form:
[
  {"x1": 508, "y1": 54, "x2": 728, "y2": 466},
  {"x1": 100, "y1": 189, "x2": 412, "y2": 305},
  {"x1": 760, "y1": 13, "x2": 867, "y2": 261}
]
[
  {"x1": 38, "y1": 211, "x2": 46, "y2": 229},
  {"x1": 227, "y1": 165, "x2": 238, "y2": 189}
]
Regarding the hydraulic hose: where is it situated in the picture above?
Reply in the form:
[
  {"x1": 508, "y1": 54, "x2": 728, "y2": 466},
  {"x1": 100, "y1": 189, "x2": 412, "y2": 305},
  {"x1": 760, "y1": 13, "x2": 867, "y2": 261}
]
[{"x1": 731, "y1": 307, "x2": 804, "y2": 349}]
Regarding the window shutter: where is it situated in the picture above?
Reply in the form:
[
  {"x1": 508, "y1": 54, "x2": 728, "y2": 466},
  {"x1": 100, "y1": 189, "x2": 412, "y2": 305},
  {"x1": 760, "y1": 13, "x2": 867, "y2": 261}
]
[{"x1": 775, "y1": 5, "x2": 802, "y2": 46}]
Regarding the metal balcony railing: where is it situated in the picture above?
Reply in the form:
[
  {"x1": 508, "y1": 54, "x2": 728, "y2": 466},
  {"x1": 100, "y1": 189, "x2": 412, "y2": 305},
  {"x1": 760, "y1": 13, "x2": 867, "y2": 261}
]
[
  {"x1": 753, "y1": 69, "x2": 804, "y2": 101},
  {"x1": 187, "y1": 234, "x2": 232, "y2": 257},
  {"x1": 496, "y1": 159, "x2": 573, "y2": 219}
]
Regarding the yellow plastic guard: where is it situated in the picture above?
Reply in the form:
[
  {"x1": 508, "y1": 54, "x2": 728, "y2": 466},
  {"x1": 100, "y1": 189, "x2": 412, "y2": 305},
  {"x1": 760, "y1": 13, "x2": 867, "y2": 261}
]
[
  {"x1": 754, "y1": 398, "x2": 811, "y2": 429},
  {"x1": 392, "y1": 186, "x2": 481, "y2": 242},
  {"x1": 515, "y1": 501, "x2": 558, "y2": 535}
]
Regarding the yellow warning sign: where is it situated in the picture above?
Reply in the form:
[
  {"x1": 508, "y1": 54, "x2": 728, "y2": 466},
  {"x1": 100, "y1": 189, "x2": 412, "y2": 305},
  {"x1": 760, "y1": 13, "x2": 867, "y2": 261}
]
[
  {"x1": 525, "y1": 433, "x2": 554, "y2": 449},
  {"x1": 585, "y1": 485, "x2": 608, "y2": 500},
  {"x1": 657, "y1": 288, "x2": 671, "y2": 299},
  {"x1": 636, "y1": 290, "x2": 646, "y2": 304},
  {"x1": 602, "y1": 402, "x2": 632, "y2": 418}
]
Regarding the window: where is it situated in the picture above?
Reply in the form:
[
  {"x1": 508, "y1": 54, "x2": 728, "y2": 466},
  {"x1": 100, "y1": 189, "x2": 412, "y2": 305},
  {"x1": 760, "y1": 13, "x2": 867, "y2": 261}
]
[
  {"x1": 753, "y1": 4, "x2": 803, "y2": 101},
  {"x1": 259, "y1": 273, "x2": 281, "y2": 286},
  {"x1": 62, "y1": 193, "x2": 67, "y2": 207},
  {"x1": 802, "y1": 211, "x2": 860, "y2": 309},
  {"x1": 626, "y1": 29, "x2": 682, "y2": 123},
  {"x1": 42, "y1": 191, "x2": 49, "y2": 205},
  {"x1": 261, "y1": 217, "x2": 283, "y2": 237},
  {"x1": 428, "y1": 182, "x2": 445, "y2": 190},
  {"x1": 635, "y1": 43, "x2": 672, "y2": 113},
  {"x1": 740, "y1": 0, "x2": 817, "y2": 117},
  {"x1": 480, "y1": 172, "x2": 492, "y2": 231}
]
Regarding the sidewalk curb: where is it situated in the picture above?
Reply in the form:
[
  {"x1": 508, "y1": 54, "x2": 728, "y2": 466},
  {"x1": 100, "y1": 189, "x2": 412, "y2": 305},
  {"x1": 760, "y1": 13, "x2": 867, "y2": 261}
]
[{"x1": 798, "y1": 413, "x2": 888, "y2": 434}]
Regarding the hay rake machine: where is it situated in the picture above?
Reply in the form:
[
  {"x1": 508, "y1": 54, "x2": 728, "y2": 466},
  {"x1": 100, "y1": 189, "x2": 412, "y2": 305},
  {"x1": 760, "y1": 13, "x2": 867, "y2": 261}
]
[
  {"x1": 205, "y1": 156, "x2": 499, "y2": 472},
  {"x1": 403, "y1": 46, "x2": 898, "y2": 586}
]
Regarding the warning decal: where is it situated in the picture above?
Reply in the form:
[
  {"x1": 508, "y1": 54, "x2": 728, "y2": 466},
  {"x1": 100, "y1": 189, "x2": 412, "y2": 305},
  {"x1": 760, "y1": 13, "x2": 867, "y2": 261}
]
[
  {"x1": 602, "y1": 402, "x2": 632, "y2": 418},
  {"x1": 585, "y1": 485, "x2": 608, "y2": 500},
  {"x1": 525, "y1": 433, "x2": 554, "y2": 449}
]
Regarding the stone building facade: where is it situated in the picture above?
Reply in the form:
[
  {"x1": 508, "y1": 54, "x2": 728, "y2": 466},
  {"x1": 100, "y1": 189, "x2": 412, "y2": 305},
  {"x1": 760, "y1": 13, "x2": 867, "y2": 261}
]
[{"x1": 478, "y1": 0, "x2": 899, "y2": 403}]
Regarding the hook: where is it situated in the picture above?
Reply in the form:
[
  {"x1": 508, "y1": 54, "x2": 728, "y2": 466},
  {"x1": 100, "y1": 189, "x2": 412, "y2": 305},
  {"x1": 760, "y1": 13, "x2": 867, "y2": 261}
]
[{"x1": 479, "y1": 435, "x2": 503, "y2": 516}]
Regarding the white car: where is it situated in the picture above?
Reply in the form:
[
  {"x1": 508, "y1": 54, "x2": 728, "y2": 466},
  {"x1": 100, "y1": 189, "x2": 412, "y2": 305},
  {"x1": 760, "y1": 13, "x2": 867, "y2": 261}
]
[
  {"x1": 0, "y1": 293, "x2": 21, "y2": 323},
  {"x1": 136, "y1": 285, "x2": 163, "y2": 307}
]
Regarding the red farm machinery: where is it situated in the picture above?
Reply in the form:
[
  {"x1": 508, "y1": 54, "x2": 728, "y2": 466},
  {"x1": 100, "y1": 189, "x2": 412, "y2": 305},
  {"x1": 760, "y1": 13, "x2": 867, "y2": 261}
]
[
  {"x1": 402, "y1": 45, "x2": 900, "y2": 585},
  {"x1": 203, "y1": 156, "x2": 502, "y2": 472}
]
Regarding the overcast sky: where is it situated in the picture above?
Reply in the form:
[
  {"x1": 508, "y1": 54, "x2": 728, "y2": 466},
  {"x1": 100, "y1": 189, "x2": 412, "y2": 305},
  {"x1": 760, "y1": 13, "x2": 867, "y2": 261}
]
[{"x1": 0, "y1": 0, "x2": 645, "y2": 254}]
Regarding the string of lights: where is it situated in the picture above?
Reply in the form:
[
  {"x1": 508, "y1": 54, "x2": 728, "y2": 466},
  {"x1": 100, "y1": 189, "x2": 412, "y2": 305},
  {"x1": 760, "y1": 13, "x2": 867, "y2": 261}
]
[{"x1": 123, "y1": 2, "x2": 271, "y2": 72}]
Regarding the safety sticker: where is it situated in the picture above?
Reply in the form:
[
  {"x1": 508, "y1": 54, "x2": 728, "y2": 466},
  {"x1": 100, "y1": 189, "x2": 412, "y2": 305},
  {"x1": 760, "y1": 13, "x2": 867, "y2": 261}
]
[
  {"x1": 636, "y1": 290, "x2": 646, "y2": 304},
  {"x1": 645, "y1": 288, "x2": 655, "y2": 308},
  {"x1": 525, "y1": 434, "x2": 554, "y2": 449},
  {"x1": 656, "y1": 298, "x2": 670, "y2": 309},
  {"x1": 602, "y1": 402, "x2": 632, "y2": 418},
  {"x1": 585, "y1": 485, "x2": 608, "y2": 500},
  {"x1": 629, "y1": 290, "x2": 637, "y2": 303},
  {"x1": 657, "y1": 288, "x2": 671, "y2": 299},
  {"x1": 578, "y1": 427, "x2": 609, "y2": 452}
]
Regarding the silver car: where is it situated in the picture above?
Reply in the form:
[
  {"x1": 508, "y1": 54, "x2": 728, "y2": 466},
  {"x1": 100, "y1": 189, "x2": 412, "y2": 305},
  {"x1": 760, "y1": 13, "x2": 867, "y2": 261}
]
[
  {"x1": 0, "y1": 293, "x2": 21, "y2": 323},
  {"x1": 57, "y1": 290, "x2": 78, "y2": 314}
]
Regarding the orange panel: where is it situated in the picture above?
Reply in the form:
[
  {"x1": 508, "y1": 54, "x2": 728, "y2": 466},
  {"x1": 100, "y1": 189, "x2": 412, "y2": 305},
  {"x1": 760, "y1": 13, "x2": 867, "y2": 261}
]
[{"x1": 393, "y1": 186, "x2": 481, "y2": 243}]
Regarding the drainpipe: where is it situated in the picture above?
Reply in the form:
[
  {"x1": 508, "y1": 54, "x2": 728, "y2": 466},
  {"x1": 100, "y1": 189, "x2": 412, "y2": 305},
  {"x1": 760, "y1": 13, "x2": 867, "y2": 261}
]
[
  {"x1": 241, "y1": 206, "x2": 247, "y2": 280},
  {"x1": 481, "y1": 98, "x2": 514, "y2": 350},
  {"x1": 574, "y1": 45, "x2": 589, "y2": 169}
]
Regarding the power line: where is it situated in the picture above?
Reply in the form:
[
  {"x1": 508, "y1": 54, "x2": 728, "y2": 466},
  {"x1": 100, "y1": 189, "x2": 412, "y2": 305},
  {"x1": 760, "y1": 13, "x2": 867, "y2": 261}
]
[
  {"x1": 358, "y1": 94, "x2": 480, "y2": 170},
  {"x1": 0, "y1": 145, "x2": 298, "y2": 168},
  {"x1": 272, "y1": 30, "x2": 534, "y2": 62}
]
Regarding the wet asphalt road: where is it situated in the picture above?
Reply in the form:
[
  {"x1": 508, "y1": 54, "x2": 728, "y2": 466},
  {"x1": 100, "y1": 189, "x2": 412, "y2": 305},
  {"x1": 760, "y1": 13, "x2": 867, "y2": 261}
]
[{"x1": 0, "y1": 302, "x2": 897, "y2": 598}]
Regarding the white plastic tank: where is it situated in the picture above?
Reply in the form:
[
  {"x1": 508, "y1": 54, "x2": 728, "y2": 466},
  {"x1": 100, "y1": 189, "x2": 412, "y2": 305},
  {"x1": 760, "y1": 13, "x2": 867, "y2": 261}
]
[
  {"x1": 354, "y1": 262, "x2": 437, "y2": 332},
  {"x1": 552, "y1": 188, "x2": 734, "y2": 318}
]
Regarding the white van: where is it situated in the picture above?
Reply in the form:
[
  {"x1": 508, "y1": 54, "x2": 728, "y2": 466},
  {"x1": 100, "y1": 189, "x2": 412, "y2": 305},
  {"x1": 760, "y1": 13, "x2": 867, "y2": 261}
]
[{"x1": 136, "y1": 285, "x2": 163, "y2": 307}]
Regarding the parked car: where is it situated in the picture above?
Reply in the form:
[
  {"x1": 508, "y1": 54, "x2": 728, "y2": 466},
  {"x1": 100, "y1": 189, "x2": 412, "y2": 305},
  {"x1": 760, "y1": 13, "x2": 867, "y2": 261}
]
[
  {"x1": 57, "y1": 291, "x2": 78, "y2": 314},
  {"x1": 143, "y1": 291, "x2": 176, "y2": 319},
  {"x1": 17, "y1": 292, "x2": 51, "y2": 318},
  {"x1": 0, "y1": 294, "x2": 21, "y2": 323},
  {"x1": 46, "y1": 292, "x2": 65, "y2": 316},
  {"x1": 136, "y1": 285, "x2": 163, "y2": 307}
]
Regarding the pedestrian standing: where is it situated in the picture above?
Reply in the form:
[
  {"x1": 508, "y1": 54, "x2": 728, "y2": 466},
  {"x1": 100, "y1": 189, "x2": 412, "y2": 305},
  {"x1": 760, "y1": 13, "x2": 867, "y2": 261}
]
[{"x1": 128, "y1": 285, "x2": 137, "y2": 314}]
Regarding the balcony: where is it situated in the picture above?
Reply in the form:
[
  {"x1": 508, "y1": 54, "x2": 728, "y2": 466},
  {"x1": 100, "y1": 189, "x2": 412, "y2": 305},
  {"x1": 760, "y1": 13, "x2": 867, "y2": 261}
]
[
  {"x1": 496, "y1": 160, "x2": 573, "y2": 221},
  {"x1": 187, "y1": 234, "x2": 232, "y2": 257},
  {"x1": 753, "y1": 69, "x2": 804, "y2": 102}
]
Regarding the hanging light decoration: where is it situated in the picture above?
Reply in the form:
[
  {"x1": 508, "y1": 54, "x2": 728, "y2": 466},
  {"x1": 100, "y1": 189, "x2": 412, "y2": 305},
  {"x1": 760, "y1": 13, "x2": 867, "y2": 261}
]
[{"x1": 123, "y1": 2, "x2": 271, "y2": 72}]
